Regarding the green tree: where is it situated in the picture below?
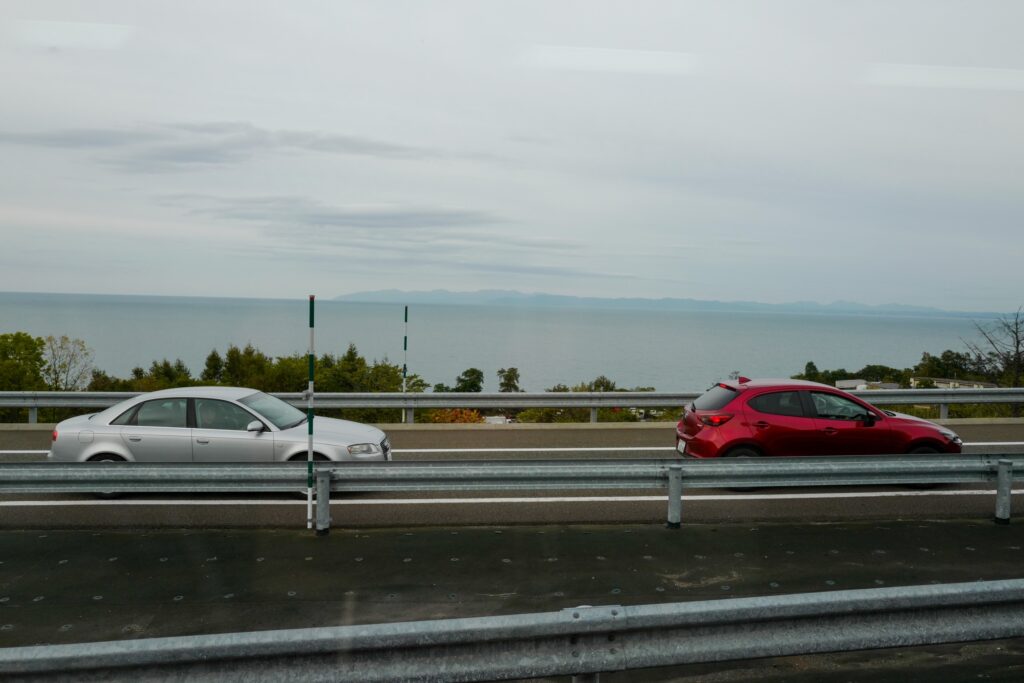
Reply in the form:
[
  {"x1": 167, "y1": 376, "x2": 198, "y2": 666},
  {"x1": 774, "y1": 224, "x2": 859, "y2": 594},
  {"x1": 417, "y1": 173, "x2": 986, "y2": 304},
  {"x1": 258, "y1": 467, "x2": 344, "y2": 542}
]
[
  {"x1": 131, "y1": 359, "x2": 194, "y2": 391},
  {"x1": 801, "y1": 362, "x2": 821, "y2": 382},
  {"x1": 405, "y1": 374, "x2": 429, "y2": 393},
  {"x1": 454, "y1": 368, "x2": 484, "y2": 392},
  {"x1": 517, "y1": 376, "x2": 642, "y2": 423},
  {"x1": 914, "y1": 350, "x2": 972, "y2": 380},
  {"x1": 315, "y1": 344, "x2": 408, "y2": 422},
  {"x1": 0, "y1": 332, "x2": 45, "y2": 421},
  {"x1": 497, "y1": 367, "x2": 522, "y2": 393},
  {"x1": 200, "y1": 349, "x2": 225, "y2": 383},
  {"x1": 322, "y1": 344, "x2": 370, "y2": 393},
  {"x1": 222, "y1": 344, "x2": 273, "y2": 389},
  {"x1": 86, "y1": 369, "x2": 133, "y2": 392}
]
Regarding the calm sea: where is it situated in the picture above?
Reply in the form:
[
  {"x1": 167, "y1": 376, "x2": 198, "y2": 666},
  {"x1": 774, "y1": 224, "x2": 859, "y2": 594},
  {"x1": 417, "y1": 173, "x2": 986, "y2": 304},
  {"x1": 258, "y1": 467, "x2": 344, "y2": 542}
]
[{"x1": 0, "y1": 292, "x2": 994, "y2": 392}]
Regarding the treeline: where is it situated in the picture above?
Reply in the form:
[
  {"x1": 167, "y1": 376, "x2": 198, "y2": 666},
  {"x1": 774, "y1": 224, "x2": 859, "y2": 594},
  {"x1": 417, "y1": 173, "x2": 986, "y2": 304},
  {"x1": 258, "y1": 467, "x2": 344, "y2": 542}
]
[
  {"x1": 0, "y1": 332, "x2": 653, "y2": 423},
  {"x1": 795, "y1": 350, "x2": 1000, "y2": 390},
  {"x1": 792, "y1": 310, "x2": 1024, "y2": 418},
  {"x1": 795, "y1": 353, "x2": 1022, "y2": 419},
  {"x1": 5, "y1": 307, "x2": 1022, "y2": 422}
]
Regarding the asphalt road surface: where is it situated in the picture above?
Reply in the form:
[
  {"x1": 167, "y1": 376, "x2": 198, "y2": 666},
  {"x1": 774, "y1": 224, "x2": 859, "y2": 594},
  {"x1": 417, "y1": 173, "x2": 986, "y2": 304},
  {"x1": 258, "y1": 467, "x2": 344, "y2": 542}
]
[{"x1": 2, "y1": 521, "x2": 1024, "y2": 681}]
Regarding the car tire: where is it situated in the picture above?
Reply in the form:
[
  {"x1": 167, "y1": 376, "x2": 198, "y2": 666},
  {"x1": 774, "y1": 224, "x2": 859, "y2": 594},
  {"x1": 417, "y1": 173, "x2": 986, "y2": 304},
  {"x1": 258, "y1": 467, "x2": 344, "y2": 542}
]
[
  {"x1": 88, "y1": 454, "x2": 126, "y2": 499},
  {"x1": 724, "y1": 447, "x2": 761, "y2": 491},
  {"x1": 289, "y1": 453, "x2": 330, "y2": 498},
  {"x1": 906, "y1": 445, "x2": 941, "y2": 489}
]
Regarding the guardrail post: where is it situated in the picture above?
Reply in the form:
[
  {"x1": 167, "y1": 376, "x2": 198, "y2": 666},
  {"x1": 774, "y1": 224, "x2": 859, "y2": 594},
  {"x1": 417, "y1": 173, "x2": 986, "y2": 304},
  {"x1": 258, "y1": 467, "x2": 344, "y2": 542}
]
[
  {"x1": 405, "y1": 408, "x2": 415, "y2": 424},
  {"x1": 28, "y1": 407, "x2": 37, "y2": 424},
  {"x1": 666, "y1": 464, "x2": 682, "y2": 529},
  {"x1": 315, "y1": 469, "x2": 331, "y2": 536},
  {"x1": 589, "y1": 408, "x2": 598, "y2": 423},
  {"x1": 939, "y1": 403, "x2": 949, "y2": 420},
  {"x1": 995, "y1": 459, "x2": 1013, "y2": 525}
]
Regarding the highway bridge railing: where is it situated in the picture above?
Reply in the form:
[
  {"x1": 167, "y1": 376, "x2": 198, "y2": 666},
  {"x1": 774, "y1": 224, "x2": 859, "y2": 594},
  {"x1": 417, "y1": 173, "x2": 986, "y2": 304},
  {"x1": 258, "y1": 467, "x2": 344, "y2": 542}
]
[
  {"x1": 3, "y1": 387, "x2": 1024, "y2": 423},
  {"x1": 0, "y1": 454, "x2": 1018, "y2": 532},
  {"x1": 3, "y1": 577, "x2": 1024, "y2": 681}
]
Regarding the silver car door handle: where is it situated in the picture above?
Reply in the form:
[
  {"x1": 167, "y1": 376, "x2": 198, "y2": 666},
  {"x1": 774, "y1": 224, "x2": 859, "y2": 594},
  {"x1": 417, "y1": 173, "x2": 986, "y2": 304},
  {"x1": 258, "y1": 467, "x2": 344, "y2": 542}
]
[
  {"x1": 196, "y1": 439, "x2": 210, "y2": 445},
  {"x1": 128, "y1": 436, "x2": 142, "y2": 442}
]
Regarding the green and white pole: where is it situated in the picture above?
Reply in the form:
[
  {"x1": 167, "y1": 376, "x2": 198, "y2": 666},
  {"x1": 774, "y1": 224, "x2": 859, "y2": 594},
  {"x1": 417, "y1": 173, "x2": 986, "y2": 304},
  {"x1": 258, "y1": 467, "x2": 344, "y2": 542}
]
[
  {"x1": 306, "y1": 295, "x2": 315, "y2": 530},
  {"x1": 403, "y1": 305, "x2": 408, "y2": 392},
  {"x1": 402, "y1": 305, "x2": 408, "y2": 422}
]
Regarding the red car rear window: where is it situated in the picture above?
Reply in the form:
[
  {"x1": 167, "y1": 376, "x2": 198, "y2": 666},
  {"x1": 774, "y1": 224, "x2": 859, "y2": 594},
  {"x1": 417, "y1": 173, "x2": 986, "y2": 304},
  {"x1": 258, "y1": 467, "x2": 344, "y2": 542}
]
[{"x1": 693, "y1": 384, "x2": 738, "y2": 411}]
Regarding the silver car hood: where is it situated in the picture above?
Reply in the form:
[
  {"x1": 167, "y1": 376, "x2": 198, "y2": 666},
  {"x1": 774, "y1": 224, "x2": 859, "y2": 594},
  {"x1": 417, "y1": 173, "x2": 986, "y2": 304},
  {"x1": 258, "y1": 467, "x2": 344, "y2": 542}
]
[{"x1": 277, "y1": 416, "x2": 384, "y2": 444}]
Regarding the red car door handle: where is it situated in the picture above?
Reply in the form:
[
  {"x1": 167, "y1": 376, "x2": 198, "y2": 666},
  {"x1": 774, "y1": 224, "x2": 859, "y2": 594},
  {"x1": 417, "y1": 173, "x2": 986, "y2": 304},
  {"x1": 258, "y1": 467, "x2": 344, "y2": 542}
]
[
  {"x1": 754, "y1": 421, "x2": 770, "y2": 429},
  {"x1": 822, "y1": 427, "x2": 838, "y2": 435}
]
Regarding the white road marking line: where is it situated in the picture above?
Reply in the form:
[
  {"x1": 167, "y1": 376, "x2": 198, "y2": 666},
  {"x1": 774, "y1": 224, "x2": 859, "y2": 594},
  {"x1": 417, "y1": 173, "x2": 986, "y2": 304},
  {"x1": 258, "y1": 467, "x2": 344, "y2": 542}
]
[
  {"x1": 393, "y1": 447, "x2": 676, "y2": 453},
  {"x1": 4, "y1": 442, "x2": 1024, "y2": 456},
  {"x1": 1, "y1": 489, "x2": 1020, "y2": 507},
  {"x1": 396, "y1": 443, "x2": 1024, "y2": 451}
]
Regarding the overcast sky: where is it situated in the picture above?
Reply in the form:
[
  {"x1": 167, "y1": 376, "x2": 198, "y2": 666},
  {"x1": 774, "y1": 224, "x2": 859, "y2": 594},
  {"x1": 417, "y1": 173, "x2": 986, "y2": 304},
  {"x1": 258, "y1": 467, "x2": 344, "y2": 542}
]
[{"x1": 1, "y1": 1, "x2": 1022, "y2": 311}]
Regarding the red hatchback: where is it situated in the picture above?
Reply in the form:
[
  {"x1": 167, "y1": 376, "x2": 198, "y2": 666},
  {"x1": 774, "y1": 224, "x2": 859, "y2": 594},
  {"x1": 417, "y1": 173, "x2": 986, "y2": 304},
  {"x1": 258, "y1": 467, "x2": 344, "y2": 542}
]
[{"x1": 675, "y1": 379, "x2": 962, "y2": 458}]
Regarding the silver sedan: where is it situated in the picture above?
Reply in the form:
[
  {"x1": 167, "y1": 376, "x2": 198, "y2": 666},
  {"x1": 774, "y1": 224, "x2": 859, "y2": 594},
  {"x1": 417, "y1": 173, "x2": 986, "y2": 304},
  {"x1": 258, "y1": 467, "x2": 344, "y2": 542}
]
[{"x1": 48, "y1": 386, "x2": 391, "y2": 463}]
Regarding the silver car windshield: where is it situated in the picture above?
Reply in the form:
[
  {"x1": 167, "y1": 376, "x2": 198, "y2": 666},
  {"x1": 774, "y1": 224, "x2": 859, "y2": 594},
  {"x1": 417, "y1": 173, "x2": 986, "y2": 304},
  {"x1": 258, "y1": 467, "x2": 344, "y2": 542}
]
[{"x1": 238, "y1": 392, "x2": 305, "y2": 430}]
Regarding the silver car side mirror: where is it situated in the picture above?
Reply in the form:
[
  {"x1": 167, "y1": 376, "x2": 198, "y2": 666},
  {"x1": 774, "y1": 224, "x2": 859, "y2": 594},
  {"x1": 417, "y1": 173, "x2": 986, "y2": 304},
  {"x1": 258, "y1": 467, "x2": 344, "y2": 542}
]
[{"x1": 247, "y1": 420, "x2": 264, "y2": 433}]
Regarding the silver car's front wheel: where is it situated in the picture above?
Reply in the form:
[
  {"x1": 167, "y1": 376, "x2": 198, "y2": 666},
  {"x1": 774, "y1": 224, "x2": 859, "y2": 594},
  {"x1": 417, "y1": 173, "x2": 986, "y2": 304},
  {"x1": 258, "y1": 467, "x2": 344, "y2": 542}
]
[{"x1": 289, "y1": 453, "x2": 329, "y2": 498}]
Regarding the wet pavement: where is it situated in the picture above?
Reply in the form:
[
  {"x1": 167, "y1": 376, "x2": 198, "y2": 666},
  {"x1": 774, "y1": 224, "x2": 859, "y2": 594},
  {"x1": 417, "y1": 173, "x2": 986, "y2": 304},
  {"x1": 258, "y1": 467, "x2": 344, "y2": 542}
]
[{"x1": 2, "y1": 520, "x2": 1024, "y2": 681}]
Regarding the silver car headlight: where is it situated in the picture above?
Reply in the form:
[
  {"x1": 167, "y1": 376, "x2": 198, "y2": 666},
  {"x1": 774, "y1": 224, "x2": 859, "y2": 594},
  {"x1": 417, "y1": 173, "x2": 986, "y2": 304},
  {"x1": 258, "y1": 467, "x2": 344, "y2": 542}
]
[
  {"x1": 939, "y1": 429, "x2": 962, "y2": 445},
  {"x1": 348, "y1": 443, "x2": 381, "y2": 455}
]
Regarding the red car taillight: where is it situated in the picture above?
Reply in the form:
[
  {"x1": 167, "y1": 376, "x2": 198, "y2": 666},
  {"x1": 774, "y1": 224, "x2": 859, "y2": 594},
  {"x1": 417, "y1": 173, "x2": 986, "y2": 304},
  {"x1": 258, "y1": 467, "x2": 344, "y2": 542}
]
[
  {"x1": 700, "y1": 414, "x2": 733, "y2": 427},
  {"x1": 52, "y1": 430, "x2": 58, "y2": 442}
]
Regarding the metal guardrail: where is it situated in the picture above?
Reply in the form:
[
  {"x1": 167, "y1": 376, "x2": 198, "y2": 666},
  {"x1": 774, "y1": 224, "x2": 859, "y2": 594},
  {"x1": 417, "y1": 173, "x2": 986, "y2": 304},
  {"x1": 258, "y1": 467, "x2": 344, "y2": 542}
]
[
  {"x1": 1, "y1": 454, "x2": 1018, "y2": 532},
  {"x1": 3, "y1": 578, "x2": 1024, "y2": 681},
  {"x1": 3, "y1": 387, "x2": 1024, "y2": 423}
]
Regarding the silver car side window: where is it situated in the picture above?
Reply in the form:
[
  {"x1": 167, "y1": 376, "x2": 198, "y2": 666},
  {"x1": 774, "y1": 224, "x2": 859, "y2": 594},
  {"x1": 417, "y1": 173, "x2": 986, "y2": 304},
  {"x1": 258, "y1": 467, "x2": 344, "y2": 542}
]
[
  {"x1": 135, "y1": 399, "x2": 188, "y2": 428},
  {"x1": 110, "y1": 405, "x2": 139, "y2": 426},
  {"x1": 195, "y1": 399, "x2": 256, "y2": 431}
]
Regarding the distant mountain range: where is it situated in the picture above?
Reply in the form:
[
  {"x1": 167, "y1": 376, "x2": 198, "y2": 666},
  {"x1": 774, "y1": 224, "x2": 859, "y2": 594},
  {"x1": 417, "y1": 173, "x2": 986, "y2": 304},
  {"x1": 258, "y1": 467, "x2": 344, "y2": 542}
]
[{"x1": 334, "y1": 289, "x2": 1000, "y2": 318}]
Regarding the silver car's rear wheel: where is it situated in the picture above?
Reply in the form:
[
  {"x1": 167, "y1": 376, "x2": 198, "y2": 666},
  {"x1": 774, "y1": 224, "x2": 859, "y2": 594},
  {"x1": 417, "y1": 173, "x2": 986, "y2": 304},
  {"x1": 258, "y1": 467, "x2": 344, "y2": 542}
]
[
  {"x1": 88, "y1": 454, "x2": 126, "y2": 499},
  {"x1": 724, "y1": 446, "x2": 761, "y2": 491}
]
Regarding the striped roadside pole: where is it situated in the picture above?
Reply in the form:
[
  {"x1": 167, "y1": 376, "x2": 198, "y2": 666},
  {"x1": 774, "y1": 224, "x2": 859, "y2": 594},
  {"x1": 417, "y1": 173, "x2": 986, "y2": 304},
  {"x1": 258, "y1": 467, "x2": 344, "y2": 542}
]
[
  {"x1": 306, "y1": 295, "x2": 315, "y2": 530},
  {"x1": 402, "y1": 305, "x2": 408, "y2": 423}
]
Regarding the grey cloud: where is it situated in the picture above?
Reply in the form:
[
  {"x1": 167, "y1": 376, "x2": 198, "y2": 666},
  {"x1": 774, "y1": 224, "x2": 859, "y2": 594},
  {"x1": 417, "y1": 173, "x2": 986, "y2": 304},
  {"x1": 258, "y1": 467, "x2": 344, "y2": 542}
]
[
  {"x1": 163, "y1": 194, "x2": 500, "y2": 229},
  {"x1": 162, "y1": 121, "x2": 432, "y2": 160},
  {"x1": 0, "y1": 121, "x2": 451, "y2": 172},
  {"x1": 0, "y1": 128, "x2": 166, "y2": 148},
  {"x1": 234, "y1": 241, "x2": 631, "y2": 282},
  {"x1": 158, "y1": 193, "x2": 594, "y2": 276}
]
